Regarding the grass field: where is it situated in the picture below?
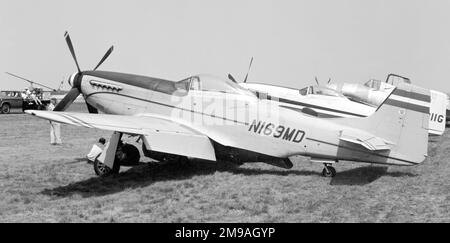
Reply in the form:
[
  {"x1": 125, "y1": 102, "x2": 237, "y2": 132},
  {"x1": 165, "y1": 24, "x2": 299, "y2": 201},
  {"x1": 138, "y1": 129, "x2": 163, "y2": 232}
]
[{"x1": 0, "y1": 104, "x2": 449, "y2": 222}]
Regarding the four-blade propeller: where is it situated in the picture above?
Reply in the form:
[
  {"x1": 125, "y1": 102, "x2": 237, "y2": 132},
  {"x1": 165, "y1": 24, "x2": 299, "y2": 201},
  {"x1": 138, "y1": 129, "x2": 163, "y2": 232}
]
[{"x1": 54, "y1": 31, "x2": 114, "y2": 113}]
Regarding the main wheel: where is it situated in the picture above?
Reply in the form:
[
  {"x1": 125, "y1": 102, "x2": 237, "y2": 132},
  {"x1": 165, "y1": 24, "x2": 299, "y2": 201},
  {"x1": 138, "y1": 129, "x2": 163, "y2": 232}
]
[
  {"x1": 322, "y1": 166, "x2": 337, "y2": 177},
  {"x1": 94, "y1": 159, "x2": 111, "y2": 177},
  {"x1": 117, "y1": 144, "x2": 140, "y2": 166},
  {"x1": 1, "y1": 104, "x2": 11, "y2": 114},
  {"x1": 94, "y1": 159, "x2": 120, "y2": 177}
]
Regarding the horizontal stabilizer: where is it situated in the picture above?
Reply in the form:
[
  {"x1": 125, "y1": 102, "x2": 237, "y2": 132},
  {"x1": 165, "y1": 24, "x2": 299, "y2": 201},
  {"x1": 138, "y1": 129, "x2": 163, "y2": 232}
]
[{"x1": 339, "y1": 129, "x2": 393, "y2": 151}]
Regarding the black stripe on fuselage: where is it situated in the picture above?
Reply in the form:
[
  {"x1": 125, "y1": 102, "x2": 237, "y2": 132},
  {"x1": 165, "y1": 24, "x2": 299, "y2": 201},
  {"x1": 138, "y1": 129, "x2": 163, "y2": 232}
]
[
  {"x1": 85, "y1": 92, "x2": 249, "y2": 126},
  {"x1": 255, "y1": 92, "x2": 366, "y2": 117},
  {"x1": 280, "y1": 105, "x2": 341, "y2": 118},
  {"x1": 393, "y1": 89, "x2": 431, "y2": 103},
  {"x1": 384, "y1": 99, "x2": 429, "y2": 114}
]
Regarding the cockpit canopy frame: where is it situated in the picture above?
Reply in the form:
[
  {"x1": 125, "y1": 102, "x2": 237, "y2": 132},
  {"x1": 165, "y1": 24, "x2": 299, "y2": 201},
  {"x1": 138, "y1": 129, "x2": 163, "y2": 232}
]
[
  {"x1": 299, "y1": 85, "x2": 344, "y2": 97},
  {"x1": 176, "y1": 74, "x2": 254, "y2": 96}
]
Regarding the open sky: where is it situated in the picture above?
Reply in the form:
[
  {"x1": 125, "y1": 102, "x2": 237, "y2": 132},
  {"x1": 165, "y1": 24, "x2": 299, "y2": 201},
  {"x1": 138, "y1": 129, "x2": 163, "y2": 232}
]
[{"x1": 1, "y1": 0, "x2": 450, "y2": 92}]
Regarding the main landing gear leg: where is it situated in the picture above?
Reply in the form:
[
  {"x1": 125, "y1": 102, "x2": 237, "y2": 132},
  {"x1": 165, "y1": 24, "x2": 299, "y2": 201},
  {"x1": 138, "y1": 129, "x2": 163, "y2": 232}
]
[
  {"x1": 94, "y1": 132, "x2": 123, "y2": 177},
  {"x1": 322, "y1": 163, "x2": 336, "y2": 177}
]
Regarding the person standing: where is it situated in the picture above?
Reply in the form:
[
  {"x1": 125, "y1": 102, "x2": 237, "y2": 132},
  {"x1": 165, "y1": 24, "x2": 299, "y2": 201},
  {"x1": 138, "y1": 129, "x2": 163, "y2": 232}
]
[{"x1": 47, "y1": 99, "x2": 62, "y2": 145}]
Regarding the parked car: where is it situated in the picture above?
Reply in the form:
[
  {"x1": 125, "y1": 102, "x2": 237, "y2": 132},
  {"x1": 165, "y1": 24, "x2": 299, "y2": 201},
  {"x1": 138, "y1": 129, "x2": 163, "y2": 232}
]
[
  {"x1": 0, "y1": 90, "x2": 50, "y2": 114},
  {"x1": 0, "y1": 91, "x2": 24, "y2": 114}
]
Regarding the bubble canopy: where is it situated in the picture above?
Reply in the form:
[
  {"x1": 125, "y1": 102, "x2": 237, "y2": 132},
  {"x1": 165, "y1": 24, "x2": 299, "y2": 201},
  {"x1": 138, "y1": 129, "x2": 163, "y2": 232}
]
[
  {"x1": 299, "y1": 85, "x2": 344, "y2": 97},
  {"x1": 176, "y1": 74, "x2": 254, "y2": 95}
]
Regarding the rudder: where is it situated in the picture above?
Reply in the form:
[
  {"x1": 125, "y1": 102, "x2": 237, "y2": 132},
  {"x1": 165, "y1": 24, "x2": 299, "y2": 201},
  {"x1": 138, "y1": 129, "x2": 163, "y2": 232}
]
[{"x1": 339, "y1": 82, "x2": 430, "y2": 165}]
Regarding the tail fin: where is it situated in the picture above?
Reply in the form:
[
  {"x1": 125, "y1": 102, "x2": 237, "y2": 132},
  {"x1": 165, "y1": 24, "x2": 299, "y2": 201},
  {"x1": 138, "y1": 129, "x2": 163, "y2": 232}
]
[
  {"x1": 339, "y1": 82, "x2": 430, "y2": 165},
  {"x1": 428, "y1": 90, "x2": 447, "y2": 136}
]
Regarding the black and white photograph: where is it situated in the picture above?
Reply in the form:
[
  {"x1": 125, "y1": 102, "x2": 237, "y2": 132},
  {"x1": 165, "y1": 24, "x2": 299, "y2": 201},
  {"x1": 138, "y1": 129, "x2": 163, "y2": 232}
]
[{"x1": 0, "y1": 0, "x2": 449, "y2": 228}]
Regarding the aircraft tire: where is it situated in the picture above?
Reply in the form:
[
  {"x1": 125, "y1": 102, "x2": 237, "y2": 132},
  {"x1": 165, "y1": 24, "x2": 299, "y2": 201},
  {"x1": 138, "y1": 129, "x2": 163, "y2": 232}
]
[
  {"x1": 322, "y1": 166, "x2": 336, "y2": 177},
  {"x1": 118, "y1": 144, "x2": 140, "y2": 166},
  {"x1": 94, "y1": 159, "x2": 120, "y2": 177},
  {"x1": 94, "y1": 159, "x2": 111, "y2": 177}
]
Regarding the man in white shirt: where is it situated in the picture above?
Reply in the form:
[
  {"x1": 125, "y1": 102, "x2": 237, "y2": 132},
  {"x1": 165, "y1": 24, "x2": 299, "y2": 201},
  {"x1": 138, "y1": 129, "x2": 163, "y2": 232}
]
[
  {"x1": 21, "y1": 88, "x2": 30, "y2": 99},
  {"x1": 86, "y1": 137, "x2": 106, "y2": 164},
  {"x1": 47, "y1": 99, "x2": 62, "y2": 145}
]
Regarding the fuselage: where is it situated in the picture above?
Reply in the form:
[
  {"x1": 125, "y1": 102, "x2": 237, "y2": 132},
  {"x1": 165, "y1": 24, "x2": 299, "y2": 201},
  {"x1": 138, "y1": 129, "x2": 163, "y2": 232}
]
[{"x1": 73, "y1": 70, "x2": 420, "y2": 166}]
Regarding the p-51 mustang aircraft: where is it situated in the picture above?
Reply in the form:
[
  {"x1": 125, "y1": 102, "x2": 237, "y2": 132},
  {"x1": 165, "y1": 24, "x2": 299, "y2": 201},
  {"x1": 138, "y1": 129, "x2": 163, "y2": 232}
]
[{"x1": 27, "y1": 32, "x2": 430, "y2": 178}]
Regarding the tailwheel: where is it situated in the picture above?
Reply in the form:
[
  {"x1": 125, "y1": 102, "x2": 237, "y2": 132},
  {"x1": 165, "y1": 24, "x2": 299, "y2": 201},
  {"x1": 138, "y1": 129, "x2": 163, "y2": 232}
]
[{"x1": 322, "y1": 164, "x2": 336, "y2": 177}]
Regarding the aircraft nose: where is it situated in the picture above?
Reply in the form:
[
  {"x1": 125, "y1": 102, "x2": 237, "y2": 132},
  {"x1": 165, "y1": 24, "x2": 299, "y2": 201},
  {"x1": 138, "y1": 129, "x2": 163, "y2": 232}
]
[{"x1": 68, "y1": 72, "x2": 83, "y2": 91}]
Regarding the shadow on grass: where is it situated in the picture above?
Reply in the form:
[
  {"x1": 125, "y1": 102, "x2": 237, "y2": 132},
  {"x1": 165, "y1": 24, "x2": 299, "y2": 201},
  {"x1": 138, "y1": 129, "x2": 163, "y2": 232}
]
[
  {"x1": 64, "y1": 158, "x2": 88, "y2": 164},
  {"x1": 428, "y1": 136, "x2": 442, "y2": 143},
  {"x1": 41, "y1": 161, "x2": 319, "y2": 198},
  {"x1": 330, "y1": 166, "x2": 418, "y2": 186},
  {"x1": 41, "y1": 160, "x2": 417, "y2": 197}
]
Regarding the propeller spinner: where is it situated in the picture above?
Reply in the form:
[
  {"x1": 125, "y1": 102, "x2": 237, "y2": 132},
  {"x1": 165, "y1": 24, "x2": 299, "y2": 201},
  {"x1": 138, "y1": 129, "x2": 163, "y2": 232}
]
[{"x1": 53, "y1": 32, "x2": 114, "y2": 113}]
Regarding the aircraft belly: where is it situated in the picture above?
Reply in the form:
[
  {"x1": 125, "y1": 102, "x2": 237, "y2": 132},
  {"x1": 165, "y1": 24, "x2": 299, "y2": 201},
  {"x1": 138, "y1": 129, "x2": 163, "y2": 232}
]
[
  {"x1": 203, "y1": 125, "x2": 305, "y2": 158},
  {"x1": 303, "y1": 132, "x2": 340, "y2": 159}
]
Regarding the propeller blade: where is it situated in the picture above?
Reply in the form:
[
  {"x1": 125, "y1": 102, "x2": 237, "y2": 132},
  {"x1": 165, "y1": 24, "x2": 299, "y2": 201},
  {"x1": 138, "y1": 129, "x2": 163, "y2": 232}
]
[
  {"x1": 228, "y1": 74, "x2": 238, "y2": 83},
  {"x1": 53, "y1": 88, "x2": 80, "y2": 111},
  {"x1": 315, "y1": 76, "x2": 320, "y2": 86},
  {"x1": 327, "y1": 78, "x2": 331, "y2": 84},
  {"x1": 58, "y1": 77, "x2": 65, "y2": 91},
  {"x1": 64, "y1": 31, "x2": 81, "y2": 73},
  {"x1": 5, "y1": 72, "x2": 56, "y2": 91},
  {"x1": 243, "y1": 57, "x2": 254, "y2": 83},
  {"x1": 93, "y1": 46, "x2": 114, "y2": 71},
  {"x1": 86, "y1": 102, "x2": 98, "y2": 114}
]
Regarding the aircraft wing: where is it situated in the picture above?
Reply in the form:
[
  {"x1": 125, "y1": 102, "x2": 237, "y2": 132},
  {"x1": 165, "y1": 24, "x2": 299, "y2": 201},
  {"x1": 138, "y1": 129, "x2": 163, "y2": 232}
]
[
  {"x1": 25, "y1": 110, "x2": 216, "y2": 161},
  {"x1": 339, "y1": 129, "x2": 393, "y2": 151}
]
